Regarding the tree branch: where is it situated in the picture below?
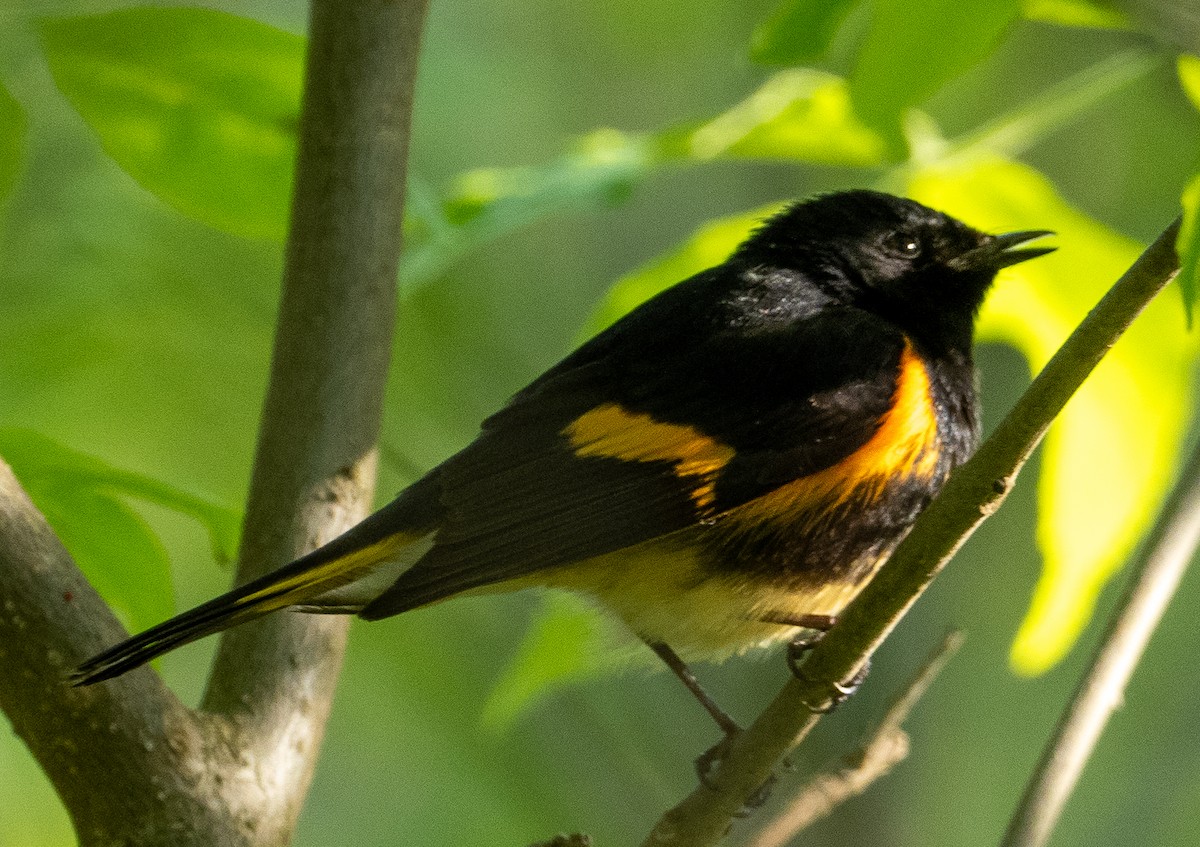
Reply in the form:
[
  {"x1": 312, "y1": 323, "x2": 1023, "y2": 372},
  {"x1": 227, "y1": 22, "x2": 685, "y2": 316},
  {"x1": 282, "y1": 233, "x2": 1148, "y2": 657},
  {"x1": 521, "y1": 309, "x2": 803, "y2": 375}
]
[
  {"x1": 745, "y1": 631, "x2": 963, "y2": 847},
  {"x1": 0, "y1": 1, "x2": 427, "y2": 844},
  {"x1": 205, "y1": 0, "x2": 425, "y2": 715},
  {"x1": 196, "y1": 0, "x2": 428, "y2": 838},
  {"x1": 0, "y1": 462, "x2": 242, "y2": 844},
  {"x1": 640, "y1": 220, "x2": 1183, "y2": 847},
  {"x1": 1000, "y1": 431, "x2": 1200, "y2": 847}
]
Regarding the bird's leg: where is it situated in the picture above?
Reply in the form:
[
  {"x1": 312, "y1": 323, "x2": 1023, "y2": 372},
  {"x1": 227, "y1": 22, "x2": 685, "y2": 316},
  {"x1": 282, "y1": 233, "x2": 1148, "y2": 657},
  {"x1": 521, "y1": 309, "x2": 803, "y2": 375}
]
[
  {"x1": 758, "y1": 611, "x2": 837, "y2": 674},
  {"x1": 768, "y1": 612, "x2": 873, "y2": 713},
  {"x1": 761, "y1": 612, "x2": 868, "y2": 713},
  {"x1": 648, "y1": 641, "x2": 742, "y2": 789},
  {"x1": 649, "y1": 641, "x2": 740, "y2": 736}
]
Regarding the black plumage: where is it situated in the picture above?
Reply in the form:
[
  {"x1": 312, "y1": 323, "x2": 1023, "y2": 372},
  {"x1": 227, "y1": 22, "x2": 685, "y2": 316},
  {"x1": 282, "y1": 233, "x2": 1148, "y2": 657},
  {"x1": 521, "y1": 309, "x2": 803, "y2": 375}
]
[{"x1": 72, "y1": 190, "x2": 1053, "y2": 686}]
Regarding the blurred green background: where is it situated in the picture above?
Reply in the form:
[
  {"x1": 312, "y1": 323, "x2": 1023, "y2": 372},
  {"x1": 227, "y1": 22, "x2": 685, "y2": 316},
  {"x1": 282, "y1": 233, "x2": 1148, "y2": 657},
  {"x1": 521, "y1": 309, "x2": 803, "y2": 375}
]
[{"x1": 2, "y1": 0, "x2": 1199, "y2": 845}]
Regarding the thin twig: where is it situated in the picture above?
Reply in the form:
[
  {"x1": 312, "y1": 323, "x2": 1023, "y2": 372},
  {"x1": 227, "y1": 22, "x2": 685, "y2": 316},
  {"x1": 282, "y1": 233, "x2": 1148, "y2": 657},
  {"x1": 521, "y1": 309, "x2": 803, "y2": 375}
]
[
  {"x1": 640, "y1": 221, "x2": 1182, "y2": 847},
  {"x1": 746, "y1": 632, "x2": 964, "y2": 847},
  {"x1": 1000, "y1": 436, "x2": 1200, "y2": 847}
]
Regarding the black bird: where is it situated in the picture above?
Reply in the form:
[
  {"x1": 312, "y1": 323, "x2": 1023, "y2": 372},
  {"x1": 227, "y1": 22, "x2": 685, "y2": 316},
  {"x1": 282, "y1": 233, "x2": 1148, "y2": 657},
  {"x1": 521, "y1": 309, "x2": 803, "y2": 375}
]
[{"x1": 72, "y1": 190, "x2": 1052, "y2": 730}]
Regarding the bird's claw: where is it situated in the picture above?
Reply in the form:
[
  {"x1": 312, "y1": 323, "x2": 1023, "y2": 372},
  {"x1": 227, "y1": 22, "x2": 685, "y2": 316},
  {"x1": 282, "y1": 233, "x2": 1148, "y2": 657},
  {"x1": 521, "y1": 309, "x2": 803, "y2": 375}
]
[
  {"x1": 786, "y1": 628, "x2": 827, "y2": 676},
  {"x1": 791, "y1": 659, "x2": 871, "y2": 714},
  {"x1": 695, "y1": 728, "x2": 740, "y2": 790},
  {"x1": 694, "y1": 728, "x2": 778, "y2": 813}
]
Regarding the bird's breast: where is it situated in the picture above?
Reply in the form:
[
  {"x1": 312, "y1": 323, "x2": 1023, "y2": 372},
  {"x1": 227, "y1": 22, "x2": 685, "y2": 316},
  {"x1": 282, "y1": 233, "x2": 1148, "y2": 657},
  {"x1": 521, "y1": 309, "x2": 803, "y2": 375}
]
[{"x1": 725, "y1": 341, "x2": 942, "y2": 532}]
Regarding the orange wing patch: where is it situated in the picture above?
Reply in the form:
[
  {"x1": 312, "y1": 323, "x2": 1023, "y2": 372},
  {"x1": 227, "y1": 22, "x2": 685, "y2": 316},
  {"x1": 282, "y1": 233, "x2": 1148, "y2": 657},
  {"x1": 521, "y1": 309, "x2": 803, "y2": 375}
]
[
  {"x1": 563, "y1": 404, "x2": 735, "y2": 510},
  {"x1": 731, "y1": 341, "x2": 940, "y2": 524}
]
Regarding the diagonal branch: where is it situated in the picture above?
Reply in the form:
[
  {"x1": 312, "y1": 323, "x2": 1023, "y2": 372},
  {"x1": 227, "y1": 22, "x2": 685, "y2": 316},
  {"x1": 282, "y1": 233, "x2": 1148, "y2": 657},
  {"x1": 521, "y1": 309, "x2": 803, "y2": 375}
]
[
  {"x1": 640, "y1": 220, "x2": 1183, "y2": 847},
  {"x1": 746, "y1": 631, "x2": 963, "y2": 847},
  {"x1": 1001, "y1": 432, "x2": 1200, "y2": 847},
  {"x1": 0, "y1": 462, "x2": 226, "y2": 842}
]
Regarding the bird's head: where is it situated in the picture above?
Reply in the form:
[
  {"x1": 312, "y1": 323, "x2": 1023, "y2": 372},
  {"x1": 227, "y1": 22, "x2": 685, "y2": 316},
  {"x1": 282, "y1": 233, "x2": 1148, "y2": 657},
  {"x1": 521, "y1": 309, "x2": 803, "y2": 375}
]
[{"x1": 735, "y1": 190, "x2": 1054, "y2": 353}]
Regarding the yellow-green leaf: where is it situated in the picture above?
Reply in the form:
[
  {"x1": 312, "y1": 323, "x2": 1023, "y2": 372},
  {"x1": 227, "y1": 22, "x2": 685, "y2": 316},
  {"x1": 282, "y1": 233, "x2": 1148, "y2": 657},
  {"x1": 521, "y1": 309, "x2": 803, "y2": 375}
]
[
  {"x1": 906, "y1": 157, "x2": 1198, "y2": 674},
  {"x1": 0, "y1": 429, "x2": 240, "y2": 633},
  {"x1": 674, "y1": 70, "x2": 888, "y2": 167},
  {"x1": 1179, "y1": 174, "x2": 1200, "y2": 324},
  {"x1": 1022, "y1": 0, "x2": 1130, "y2": 29},
  {"x1": 403, "y1": 129, "x2": 654, "y2": 290},
  {"x1": 481, "y1": 593, "x2": 620, "y2": 730},
  {"x1": 1180, "y1": 55, "x2": 1200, "y2": 112},
  {"x1": 850, "y1": 0, "x2": 1022, "y2": 133},
  {"x1": 39, "y1": 8, "x2": 303, "y2": 241},
  {"x1": 408, "y1": 71, "x2": 886, "y2": 294}
]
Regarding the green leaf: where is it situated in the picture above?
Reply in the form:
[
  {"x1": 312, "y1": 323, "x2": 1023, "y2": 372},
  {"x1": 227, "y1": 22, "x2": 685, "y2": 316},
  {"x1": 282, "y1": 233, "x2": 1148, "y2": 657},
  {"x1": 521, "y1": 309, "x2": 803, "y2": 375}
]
[
  {"x1": 0, "y1": 80, "x2": 26, "y2": 200},
  {"x1": 583, "y1": 205, "x2": 781, "y2": 338},
  {"x1": 670, "y1": 70, "x2": 888, "y2": 167},
  {"x1": 585, "y1": 158, "x2": 1198, "y2": 677},
  {"x1": 1022, "y1": 0, "x2": 1130, "y2": 29},
  {"x1": 402, "y1": 129, "x2": 656, "y2": 291},
  {"x1": 1179, "y1": 174, "x2": 1200, "y2": 324},
  {"x1": 41, "y1": 488, "x2": 175, "y2": 635},
  {"x1": 39, "y1": 8, "x2": 303, "y2": 241},
  {"x1": 1180, "y1": 55, "x2": 1200, "y2": 112},
  {"x1": 403, "y1": 71, "x2": 886, "y2": 293},
  {"x1": 0, "y1": 429, "x2": 240, "y2": 631},
  {"x1": 905, "y1": 157, "x2": 1199, "y2": 674},
  {"x1": 850, "y1": 0, "x2": 1022, "y2": 134},
  {"x1": 750, "y1": 0, "x2": 861, "y2": 66},
  {"x1": 482, "y1": 593, "x2": 620, "y2": 730}
]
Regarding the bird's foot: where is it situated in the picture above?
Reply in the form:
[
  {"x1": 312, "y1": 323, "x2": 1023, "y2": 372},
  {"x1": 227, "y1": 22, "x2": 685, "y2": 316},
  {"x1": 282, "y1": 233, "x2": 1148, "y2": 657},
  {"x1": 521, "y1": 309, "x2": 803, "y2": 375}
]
[
  {"x1": 790, "y1": 658, "x2": 872, "y2": 714},
  {"x1": 694, "y1": 727, "x2": 778, "y2": 813}
]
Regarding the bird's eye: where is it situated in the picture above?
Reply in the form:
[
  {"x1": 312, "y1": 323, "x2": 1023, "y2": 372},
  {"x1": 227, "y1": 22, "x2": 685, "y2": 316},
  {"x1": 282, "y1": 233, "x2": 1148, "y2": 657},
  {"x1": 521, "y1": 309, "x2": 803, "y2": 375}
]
[{"x1": 882, "y1": 231, "x2": 922, "y2": 259}]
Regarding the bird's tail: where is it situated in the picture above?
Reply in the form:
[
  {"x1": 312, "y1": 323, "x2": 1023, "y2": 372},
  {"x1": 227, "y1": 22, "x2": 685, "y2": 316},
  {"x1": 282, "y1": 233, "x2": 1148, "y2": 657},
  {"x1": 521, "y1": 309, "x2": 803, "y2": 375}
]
[
  {"x1": 69, "y1": 570, "x2": 294, "y2": 686},
  {"x1": 70, "y1": 477, "x2": 443, "y2": 686}
]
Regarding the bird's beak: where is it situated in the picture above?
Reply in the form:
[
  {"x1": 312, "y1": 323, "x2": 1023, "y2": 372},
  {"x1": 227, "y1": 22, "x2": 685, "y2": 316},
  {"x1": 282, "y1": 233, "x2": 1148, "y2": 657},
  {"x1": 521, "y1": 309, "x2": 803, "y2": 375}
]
[{"x1": 988, "y1": 229, "x2": 1057, "y2": 269}]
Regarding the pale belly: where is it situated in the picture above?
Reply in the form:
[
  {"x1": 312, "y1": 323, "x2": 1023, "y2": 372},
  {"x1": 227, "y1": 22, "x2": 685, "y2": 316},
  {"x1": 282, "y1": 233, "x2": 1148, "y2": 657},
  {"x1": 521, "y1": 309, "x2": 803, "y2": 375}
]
[{"x1": 526, "y1": 533, "x2": 873, "y2": 660}]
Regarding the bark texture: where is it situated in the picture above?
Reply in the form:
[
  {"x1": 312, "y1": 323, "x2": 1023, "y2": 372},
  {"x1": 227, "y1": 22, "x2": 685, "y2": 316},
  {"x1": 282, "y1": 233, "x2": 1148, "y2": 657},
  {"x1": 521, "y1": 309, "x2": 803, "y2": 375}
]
[{"x1": 0, "y1": 0, "x2": 428, "y2": 843}]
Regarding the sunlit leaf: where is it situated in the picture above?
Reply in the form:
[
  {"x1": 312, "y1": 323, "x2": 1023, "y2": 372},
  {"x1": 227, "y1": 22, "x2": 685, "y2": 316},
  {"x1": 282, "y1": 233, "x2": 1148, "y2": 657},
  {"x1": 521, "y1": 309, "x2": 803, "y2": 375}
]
[
  {"x1": 906, "y1": 157, "x2": 1198, "y2": 674},
  {"x1": 1180, "y1": 174, "x2": 1200, "y2": 324},
  {"x1": 585, "y1": 158, "x2": 1198, "y2": 677},
  {"x1": 1180, "y1": 55, "x2": 1200, "y2": 112},
  {"x1": 1022, "y1": 0, "x2": 1130, "y2": 29},
  {"x1": 672, "y1": 70, "x2": 888, "y2": 167},
  {"x1": 0, "y1": 429, "x2": 240, "y2": 632},
  {"x1": 750, "y1": 0, "x2": 861, "y2": 66},
  {"x1": 0, "y1": 80, "x2": 25, "y2": 200},
  {"x1": 39, "y1": 8, "x2": 303, "y2": 241},
  {"x1": 405, "y1": 71, "x2": 885, "y2": 294},
  {"x1": 850, "y1": 0, "x2": 1022, "y2": 133}
]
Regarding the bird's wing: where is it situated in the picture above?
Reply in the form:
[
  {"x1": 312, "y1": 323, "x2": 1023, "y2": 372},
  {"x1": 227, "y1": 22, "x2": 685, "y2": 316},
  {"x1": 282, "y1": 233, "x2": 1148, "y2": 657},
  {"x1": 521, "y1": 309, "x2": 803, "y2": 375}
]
[{"x1": 360, "y1": 306, "x2": 911, "y2": 619}]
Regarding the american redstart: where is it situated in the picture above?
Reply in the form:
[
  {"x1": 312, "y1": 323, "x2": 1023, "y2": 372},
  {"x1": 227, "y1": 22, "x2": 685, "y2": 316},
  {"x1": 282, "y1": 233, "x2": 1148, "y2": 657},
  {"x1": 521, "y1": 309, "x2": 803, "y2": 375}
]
[{"x1": 71, "y1": 190, "x2": 1053, "y2": 731}]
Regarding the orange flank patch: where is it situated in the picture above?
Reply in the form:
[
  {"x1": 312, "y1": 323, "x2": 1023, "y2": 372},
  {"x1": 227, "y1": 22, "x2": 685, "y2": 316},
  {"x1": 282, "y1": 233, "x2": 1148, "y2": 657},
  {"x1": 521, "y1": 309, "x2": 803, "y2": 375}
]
[
  {"x1": 564, "y1": 404, "x2": 735, "y2": 510},
  {"x1": 731, "y1": 341, "x2": 940, "y2": 525}
]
